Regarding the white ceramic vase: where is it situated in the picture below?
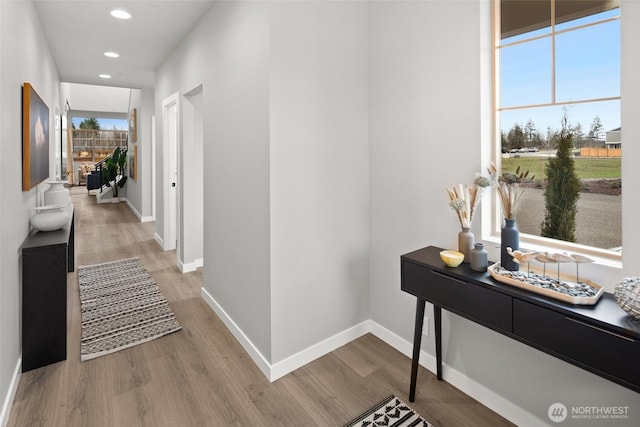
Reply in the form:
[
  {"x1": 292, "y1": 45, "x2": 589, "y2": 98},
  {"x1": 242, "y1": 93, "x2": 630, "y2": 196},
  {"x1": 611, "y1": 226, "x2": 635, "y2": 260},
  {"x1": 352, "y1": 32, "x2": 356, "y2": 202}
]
[
  {"x1": 30, "y1": 206, "x2": 70, "y2": 232},
  {"x1": 44, "y1": 180, "x2": 71, "y2": 207}
]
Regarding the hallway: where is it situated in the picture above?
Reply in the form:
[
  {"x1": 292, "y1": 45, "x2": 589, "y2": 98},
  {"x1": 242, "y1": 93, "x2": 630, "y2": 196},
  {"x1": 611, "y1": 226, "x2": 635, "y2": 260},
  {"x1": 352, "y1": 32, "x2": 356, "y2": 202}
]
[{"x1": 7, "y1": 187, "x2": 512, "y2": 426}]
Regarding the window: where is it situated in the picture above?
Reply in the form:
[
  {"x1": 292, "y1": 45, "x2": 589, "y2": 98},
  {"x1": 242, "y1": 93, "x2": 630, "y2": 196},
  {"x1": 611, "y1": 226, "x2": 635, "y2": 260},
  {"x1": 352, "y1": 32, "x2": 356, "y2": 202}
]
[{"x1": 494, "y1": 0, "x2": 621, "y2": 257}]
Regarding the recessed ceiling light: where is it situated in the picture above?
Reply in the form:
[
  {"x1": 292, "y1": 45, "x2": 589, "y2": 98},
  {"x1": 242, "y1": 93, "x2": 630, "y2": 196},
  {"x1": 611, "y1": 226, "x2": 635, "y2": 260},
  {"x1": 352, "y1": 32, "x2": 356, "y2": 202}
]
[
  {"x1": 110, "y1": 9, "x2": 131, "y2": 20},
  {"x1": 104, "y1": 51, "x2": 120, "y2": 58},
  {"x1": 99, "y1": 74, "x2": 111, "y2": 79}
]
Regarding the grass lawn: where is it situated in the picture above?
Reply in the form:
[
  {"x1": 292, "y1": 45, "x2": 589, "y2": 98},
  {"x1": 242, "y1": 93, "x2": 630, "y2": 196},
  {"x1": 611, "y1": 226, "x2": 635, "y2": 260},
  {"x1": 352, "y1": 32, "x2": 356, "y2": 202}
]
[{"x1": 501, "y1": 155, "x2": 621, "y2": 180}]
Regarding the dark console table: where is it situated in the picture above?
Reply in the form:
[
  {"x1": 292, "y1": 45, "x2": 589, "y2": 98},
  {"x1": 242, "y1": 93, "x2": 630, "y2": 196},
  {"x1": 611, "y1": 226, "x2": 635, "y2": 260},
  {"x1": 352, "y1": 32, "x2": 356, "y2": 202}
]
[
  {"x1": 20, "y1": 206, "x2": 74, "y2": 372},
  {"x1": 401, "y1": 246, "x2": 640, "y2": 402}
]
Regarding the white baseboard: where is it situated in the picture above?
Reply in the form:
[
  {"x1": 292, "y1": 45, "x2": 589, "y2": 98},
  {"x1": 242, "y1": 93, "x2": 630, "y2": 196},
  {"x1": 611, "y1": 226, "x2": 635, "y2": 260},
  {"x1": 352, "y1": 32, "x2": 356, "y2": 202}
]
[
  {"x1": 1, "y1": 358, "x2": 21, "y2": 427},
  {"x1": 153, "y1": 233, "x2": 164, "y2": 249},
  {"x1": 368, "y1": 320, "x2": 543, "y2": 427},
  {"x1": 200, "y1": 287, "x2": 370, "y2": 382},
  {"x1": 124, "y1": 200, "x2": 153, "y2": 223},
  {"x1": 196, "y1": 291, "x2": 539, "y2": 426},
  {"x1": 270, "y1": 320, "x2": 370, "y2": 382},
  {"x1": 178, "y1": 258, "x2": 203, "y2": 273},
  {"x1": 200, "y1": 287, "x2": 272, "y2": 379}
]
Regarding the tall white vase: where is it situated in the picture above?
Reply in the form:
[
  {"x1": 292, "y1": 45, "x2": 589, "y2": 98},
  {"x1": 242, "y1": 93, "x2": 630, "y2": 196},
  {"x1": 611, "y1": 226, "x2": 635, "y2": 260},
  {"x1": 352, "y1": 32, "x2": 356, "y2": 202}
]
[{"x1": 44, "y1": 180, "x2": 71, "y2": 207}]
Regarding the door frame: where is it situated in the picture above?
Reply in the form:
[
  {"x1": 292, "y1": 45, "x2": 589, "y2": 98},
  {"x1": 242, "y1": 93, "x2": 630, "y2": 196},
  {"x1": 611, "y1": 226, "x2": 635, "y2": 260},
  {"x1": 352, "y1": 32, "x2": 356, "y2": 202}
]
[{"x1": 162, "y1": 92, "x2": 180, "y2": 252}]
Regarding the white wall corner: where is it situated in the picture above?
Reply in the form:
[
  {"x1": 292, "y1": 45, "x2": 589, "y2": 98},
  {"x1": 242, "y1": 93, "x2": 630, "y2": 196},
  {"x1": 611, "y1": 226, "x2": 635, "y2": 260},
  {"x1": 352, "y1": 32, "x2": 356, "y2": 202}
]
[
  {"x1": 200, "y1": 287, "x2": 371, "y2": 383},
  {"x1": 178, "y1": 258, "x2": 203, "y2": 274},
  {"x1": 269, "y1": 321, "x2": 371, "y2": 382},
  {"x1": 124, "y1": 198, "x2": 152, "y2": 223},
  {"x1": 124, "y1": 198, "x2": 141, "y2": 220},
  {"x1": 368, "y1": 321, "x2": 544, "y2": 427},
  {"x1": 1, "y1": 358, "x2": 21, "y2": 427},
  {"x1": 196, "y1": 290, "x2": 542, "y2": 426},
  {"x1": 200, "y1": 287, "x2": 272, "y2": 379},
  {"x1": 153, "y1": 233, "x2": 164, "y2": 249}
]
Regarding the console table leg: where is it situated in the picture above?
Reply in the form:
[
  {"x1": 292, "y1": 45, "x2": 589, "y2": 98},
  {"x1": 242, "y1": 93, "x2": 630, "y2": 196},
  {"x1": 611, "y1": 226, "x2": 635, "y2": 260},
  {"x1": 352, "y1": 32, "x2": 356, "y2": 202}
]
[
  {"x1": 409, "y1": 298, "x2": 426, "y2": 402},
  {"x1": 434, "y1": 304, "x2": 442, "y2": 380}
]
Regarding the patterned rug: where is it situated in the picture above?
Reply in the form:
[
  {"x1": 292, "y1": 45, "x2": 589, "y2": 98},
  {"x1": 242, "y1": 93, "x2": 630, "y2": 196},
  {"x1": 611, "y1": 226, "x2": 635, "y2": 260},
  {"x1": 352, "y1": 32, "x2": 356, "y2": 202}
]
[
  {"x1": 77, "y1": 258, "x2": 181, "y2": 361},
  {"x1": 344, "y1": 395, "x2": 433, "y2": 427}
]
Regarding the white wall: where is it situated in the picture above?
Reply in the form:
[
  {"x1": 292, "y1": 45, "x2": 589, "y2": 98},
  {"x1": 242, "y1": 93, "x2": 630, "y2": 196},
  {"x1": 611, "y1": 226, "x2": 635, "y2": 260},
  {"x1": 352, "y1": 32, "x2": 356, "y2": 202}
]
[
  {"x1": 155, "y1": 0, "x2": 273, "y2": 358},
  {"x1": 369, "y1": 1, "x2": 640, "y2": 426},
  {"x1": 125, "y1": 88, "x2": 154, "y2": 221},
  {"x1": 125, "y1": 89, "x2": 141, "y2": 210},
  {"x1": 140, "y1": 88, "x2": 154, "y2": 219},
  {"x1": 67, "y1": 83, "x2": 129, "y2": 113},
  {"x1": 269, "y1": 1, "x2": 370, "y2": 362},
  {"x1": 0, "y1": 0, "x2": 60, "y2": 424},
  {"x1": 155, "y1": 0, "x2": 371, "y2": 366}
]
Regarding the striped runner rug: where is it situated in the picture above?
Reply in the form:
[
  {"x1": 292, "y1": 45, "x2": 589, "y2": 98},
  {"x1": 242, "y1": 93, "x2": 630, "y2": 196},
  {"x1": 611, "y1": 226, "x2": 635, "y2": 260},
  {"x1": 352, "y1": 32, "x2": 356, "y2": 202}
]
[
  {"x1": 77, "y1": 258, "x2": 181, "y2": 361},
  {"x1": 344, "y1": 395, "x2": 433, "y2": 427}
]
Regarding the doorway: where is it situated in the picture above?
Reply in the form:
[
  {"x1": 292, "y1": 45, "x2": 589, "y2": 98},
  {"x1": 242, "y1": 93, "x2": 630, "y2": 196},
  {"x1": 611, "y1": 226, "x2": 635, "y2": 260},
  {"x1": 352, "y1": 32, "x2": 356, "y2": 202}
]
[
  {"x1": 180, "y1": 85, "x2": 204, "y2": 272},
  {"x1": 162, "y1": 93, "x2": 179, "y2": 252}
]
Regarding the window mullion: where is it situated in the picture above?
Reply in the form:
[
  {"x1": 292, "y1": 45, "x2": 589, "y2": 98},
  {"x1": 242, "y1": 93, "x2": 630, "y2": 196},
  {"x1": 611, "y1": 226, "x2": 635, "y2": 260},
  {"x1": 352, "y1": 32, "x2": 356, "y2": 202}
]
[{"x1": 551, "y1": 0, "x2": 556, "y2": 104}]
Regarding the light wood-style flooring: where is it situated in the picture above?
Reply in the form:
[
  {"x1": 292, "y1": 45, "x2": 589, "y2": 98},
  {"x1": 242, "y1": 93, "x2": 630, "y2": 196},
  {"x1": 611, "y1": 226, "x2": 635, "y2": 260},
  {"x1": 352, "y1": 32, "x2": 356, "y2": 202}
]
[{"x1": 7, "y1": 186, "x2": 514, "y2": 426}]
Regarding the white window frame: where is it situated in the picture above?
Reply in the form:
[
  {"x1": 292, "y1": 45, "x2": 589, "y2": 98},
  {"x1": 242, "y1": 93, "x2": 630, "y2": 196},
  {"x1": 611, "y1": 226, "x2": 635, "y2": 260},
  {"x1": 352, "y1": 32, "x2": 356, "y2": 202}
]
[{"x1": 489, "y1": 0, "x2": 622, "y2": 265}]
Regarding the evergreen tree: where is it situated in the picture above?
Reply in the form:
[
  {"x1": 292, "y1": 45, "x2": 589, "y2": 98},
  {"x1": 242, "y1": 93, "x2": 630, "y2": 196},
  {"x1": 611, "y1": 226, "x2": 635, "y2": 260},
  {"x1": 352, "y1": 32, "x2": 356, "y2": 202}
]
[
  {"x1": 507, "y1": 123, "x2": 525, "y2": 150},
  {"x1": 541, "y1": 110, "x2": 580, "y2": 242},
  {"x1": 79, "y1": 117, "x2": 101, "y2": 130}
]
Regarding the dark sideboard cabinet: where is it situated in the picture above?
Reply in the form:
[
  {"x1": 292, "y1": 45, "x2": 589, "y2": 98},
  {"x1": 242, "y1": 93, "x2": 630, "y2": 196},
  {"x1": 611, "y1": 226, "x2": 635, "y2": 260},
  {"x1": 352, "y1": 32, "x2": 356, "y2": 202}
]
[
  {"x1": 20, "y1": 206, "x2": 74, "y2": 372},
  {"x1": 401, "y1": 246, "x2": 640, "y2": 402}
]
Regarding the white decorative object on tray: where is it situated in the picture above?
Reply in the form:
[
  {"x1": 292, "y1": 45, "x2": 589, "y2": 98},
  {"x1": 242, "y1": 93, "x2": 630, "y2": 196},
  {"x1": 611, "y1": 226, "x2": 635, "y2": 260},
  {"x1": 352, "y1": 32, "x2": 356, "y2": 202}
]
[
  {"x1": 614, "y1": 277, "x2": 640, "y2": 320},
  {"x1": 488, "y1": 262, "x2": 604, "y2": 305}
]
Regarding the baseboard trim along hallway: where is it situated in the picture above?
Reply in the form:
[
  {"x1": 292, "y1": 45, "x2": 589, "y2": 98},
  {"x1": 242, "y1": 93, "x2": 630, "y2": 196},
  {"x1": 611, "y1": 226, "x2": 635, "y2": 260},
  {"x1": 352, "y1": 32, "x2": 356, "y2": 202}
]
[{"x1": 199, "y1": 287, "x2": 541, "y2": 426}]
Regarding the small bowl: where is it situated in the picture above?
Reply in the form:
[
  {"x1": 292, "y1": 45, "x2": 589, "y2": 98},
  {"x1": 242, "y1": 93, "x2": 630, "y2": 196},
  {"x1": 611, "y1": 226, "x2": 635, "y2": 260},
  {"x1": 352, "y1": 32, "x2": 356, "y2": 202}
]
[{"x1": 440, "y1": 250, "x2": 464, "y2": 267}]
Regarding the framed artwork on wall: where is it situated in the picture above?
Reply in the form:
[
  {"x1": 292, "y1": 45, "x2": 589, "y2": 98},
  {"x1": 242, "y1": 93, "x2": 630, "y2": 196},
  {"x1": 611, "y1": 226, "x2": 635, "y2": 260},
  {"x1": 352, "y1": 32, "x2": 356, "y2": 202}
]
[
  {"x1": 22, "y1": 82, "x2": 50, "y2": 191},
  {"x1": 129, "y1": 108, "x2": 137, "y2": 142}
]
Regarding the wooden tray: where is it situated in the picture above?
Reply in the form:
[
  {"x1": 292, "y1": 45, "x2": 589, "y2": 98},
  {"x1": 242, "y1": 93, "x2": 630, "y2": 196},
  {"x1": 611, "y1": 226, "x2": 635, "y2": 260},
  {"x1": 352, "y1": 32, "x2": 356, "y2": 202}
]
[{"x1": 488, "y1": 262, "x2": 604, "y2": 305}]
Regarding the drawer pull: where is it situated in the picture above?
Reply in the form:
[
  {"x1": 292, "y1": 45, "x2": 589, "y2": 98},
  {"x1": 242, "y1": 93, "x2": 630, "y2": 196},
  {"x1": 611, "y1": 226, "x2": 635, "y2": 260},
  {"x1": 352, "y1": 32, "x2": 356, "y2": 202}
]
[
  {"x1": 565, "y1": 317, "x2": 636, "y2": 342},
  {"x1": 432, "y1": 270, "x2": 466, "y2": 286}
]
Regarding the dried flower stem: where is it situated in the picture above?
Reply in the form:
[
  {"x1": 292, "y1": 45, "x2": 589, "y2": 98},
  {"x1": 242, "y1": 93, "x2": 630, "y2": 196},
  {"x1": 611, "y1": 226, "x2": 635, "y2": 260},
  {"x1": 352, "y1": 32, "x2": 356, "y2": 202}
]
[
  {"x1": 488, "y1": 162, "x2": 533, "y2": 220},
  {"x1": 446, "y1": 175, "x2": 490, "y2": 229}
]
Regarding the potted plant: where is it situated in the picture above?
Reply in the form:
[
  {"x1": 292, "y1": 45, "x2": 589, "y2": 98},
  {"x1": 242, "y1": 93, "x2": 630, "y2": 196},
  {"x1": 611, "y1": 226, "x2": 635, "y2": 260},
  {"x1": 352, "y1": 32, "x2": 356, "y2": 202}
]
[{"x1": 101, "y1": 146, "x2": 128, "y2": 202}]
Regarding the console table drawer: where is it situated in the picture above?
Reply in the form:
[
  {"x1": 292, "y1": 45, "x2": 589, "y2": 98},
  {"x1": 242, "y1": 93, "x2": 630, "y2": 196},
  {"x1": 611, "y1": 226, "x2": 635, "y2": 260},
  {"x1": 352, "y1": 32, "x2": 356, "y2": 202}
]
[
  {"x1": 402, "y1": 261, "x2": 512, "y2": 332},
  {"x1": 513, "y1": 299, "x2": 640, "y2": 388}
]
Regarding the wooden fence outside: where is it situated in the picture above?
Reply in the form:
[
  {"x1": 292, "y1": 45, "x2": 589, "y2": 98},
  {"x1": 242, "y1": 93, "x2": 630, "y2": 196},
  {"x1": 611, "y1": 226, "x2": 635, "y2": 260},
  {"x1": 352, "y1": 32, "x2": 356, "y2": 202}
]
[{"x1": 579, "y1": 147, "x2": 621, "y2": 158}]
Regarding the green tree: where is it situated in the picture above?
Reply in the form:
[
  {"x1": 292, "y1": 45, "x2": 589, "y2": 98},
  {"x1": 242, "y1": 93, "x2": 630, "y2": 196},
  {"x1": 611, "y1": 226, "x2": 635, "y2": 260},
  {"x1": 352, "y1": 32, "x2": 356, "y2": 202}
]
[
  {"x1": 541, "y1": 110, "x2": 580, "y2": 242},
  {"x1": 507, "y1": 123, "x2": 525, "y2": 150},
  {"x1": 79, "y1": 117, "x2": 101, "y2": 130},
  {"x1": 78, "y1": 118, "x2": 100, "y2": 143}
]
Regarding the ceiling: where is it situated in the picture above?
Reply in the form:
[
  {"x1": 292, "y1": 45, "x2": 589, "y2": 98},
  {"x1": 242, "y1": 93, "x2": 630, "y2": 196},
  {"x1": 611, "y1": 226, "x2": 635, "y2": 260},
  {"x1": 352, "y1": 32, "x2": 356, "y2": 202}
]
[{"x1": 34, "y1": 0, "x2": 216, "y2": 89}]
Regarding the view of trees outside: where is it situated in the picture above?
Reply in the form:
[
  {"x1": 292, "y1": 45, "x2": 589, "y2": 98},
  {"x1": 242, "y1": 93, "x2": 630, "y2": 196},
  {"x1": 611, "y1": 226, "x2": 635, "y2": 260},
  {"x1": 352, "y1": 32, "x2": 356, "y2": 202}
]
[
  {"x1": 72, "y1": 117, "x2": 127, "y2": 130},
  {"x1": 76, "y1": 117, "x2": 101, "y2": 130},
  {"x1": 498, "y1": 1, "x2": 621, "y2": 252},
  {"x1": 501, "y1": 111, "x2": 612, "y2": 153}
]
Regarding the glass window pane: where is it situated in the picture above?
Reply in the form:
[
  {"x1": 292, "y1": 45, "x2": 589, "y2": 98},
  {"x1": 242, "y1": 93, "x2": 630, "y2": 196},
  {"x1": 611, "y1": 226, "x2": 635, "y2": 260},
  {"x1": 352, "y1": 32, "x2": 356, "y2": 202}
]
[
  {"x1": 501, "y1": 101, "x2": 620, "y2": 150},
  {"x1": 500, "y1": 100, "x2": 621, "y2": 250},
  {"x1": 500, "y1": 38, "x2": 552, "y2": 108},
  {"x1": 556, "y1": 20, "x2": 620, "y2": 102}
]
